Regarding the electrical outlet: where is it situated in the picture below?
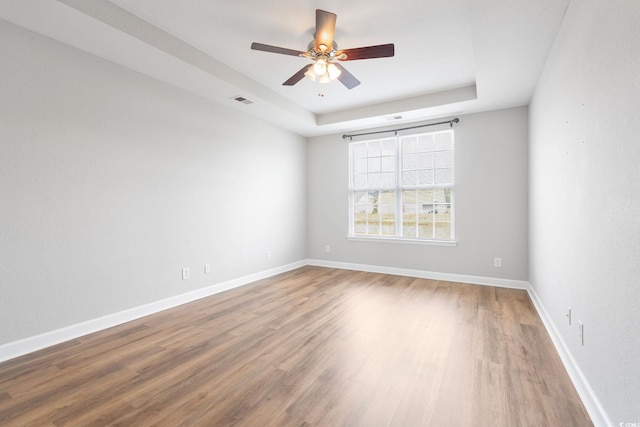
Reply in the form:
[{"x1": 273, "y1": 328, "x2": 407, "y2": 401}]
[
  {"x1": 204, "y1": 263, "x2": 211, "y2": 274},
  {"x1": 325, "y1": 245, "x2": 331, "y2": 253},
  {"x1": 578, "y1": 321, "x2": 584, "y2": 345},
  {"x1": 494, "y1": 257, "x2": 502, "y2": 268},
  {"x1": 182, "y1": 267, "x2": 190, "y2": 280},
  {"x1": 266, "y1": 251, "x2": 272, "y2": 261},
  {"x1": 567, "y1": 307, "x2": 572, "y2": 325}
]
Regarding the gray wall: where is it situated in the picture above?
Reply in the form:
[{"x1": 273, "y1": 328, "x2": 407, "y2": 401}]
[
  {"x1": 307, "y1": 107, "x2": 529, "y2": 281},
  {"x1": 0, "y1": 21, "x2": 307, "y2": 345},
  {"x1": 529, "y1": 0, "x2": 640, "y2": 422}
]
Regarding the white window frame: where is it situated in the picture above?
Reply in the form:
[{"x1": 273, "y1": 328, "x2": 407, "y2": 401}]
[{"x1": 348, "y1": 128, "x2": 456, "y2": 245}]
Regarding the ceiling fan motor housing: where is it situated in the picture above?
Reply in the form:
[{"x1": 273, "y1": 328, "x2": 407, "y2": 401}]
[{"x1": 306, "y1": 40, "x2": 338, "y2": 58}]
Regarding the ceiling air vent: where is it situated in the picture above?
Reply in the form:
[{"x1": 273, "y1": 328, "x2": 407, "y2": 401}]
[{"x1": 232, "y1": 96, "x2": 254, "y2": 105}]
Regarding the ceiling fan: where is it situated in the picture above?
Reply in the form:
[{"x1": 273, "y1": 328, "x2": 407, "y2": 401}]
[{"x1": 251, "y1": 9, "x2": 394, "y2": 90}]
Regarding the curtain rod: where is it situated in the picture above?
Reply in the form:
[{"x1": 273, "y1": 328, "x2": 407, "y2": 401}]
[{"x1": 342, "y1": 118, "x2": 459, "y2": 140}]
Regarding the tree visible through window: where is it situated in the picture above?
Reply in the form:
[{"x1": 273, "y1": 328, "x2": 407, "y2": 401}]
[{"x1": 349, "y1": 129, "x2": 454, "y2": 241}]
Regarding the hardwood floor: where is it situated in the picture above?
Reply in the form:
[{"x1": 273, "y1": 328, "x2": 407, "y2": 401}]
[{"x1": 0, "y1": 266, "x2": 592, "y2": 426}]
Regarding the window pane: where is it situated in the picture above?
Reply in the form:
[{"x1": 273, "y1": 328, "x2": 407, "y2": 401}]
[
  {"x1": 354, "y1": 219, "x2": 367, "y2": 234},
  {"x1": 353, "y1": 190, "x2": 369, "y2": 235},
  {"x1": 367, "y1": 219, "x2": 380, "y2": 235},
  {"x1": 435, "y1": 168, "x2": 453, "y2": 184},
  {"x1": 435, "y1": 150, "x2": 453, "y2": 168},
  {"x1": 403, "y1": 203, "x2": 417, "y2": 215},
  {"x1": 434, "y1": 189, "x2": 449, "y2": 204},
  {"x1": 441, "y1": 189, "x2": 452, "y2": 203},
  {"x1": 403, "y1": 224, "x2": 417, "y2": 238},
  {"x1": 403, "y1": 136, "x2": 418, "y2": 153},
  {"x1": 418, "y1": 134, "x2": 434, "y2": 152},
  {"x1": 369, "y1": 141, "x2": 381, "y2": 156},
  {"x1": 378, "y1": 190, "x2": 396, "y2": 208},
  {"x1": 368, "y1": 173, "x2": 381, "y2": 188},
  {"x1": 402, "y1": 189, "x2": 417, "y2": 238},
  {"x1": 354, "y1": 174, "x2": 367, "y2": 188},
  {"x1": 403, "y1": 153, "x2": 418, "y2": 170},
  {"x1": 382, "y1": 220, "x2": 396, "y2": 235},
  {"x1": 381, "y1": 172, "x2": 396, "y2": 187},
  {"x1": 417, "y1": 217, "x2": 434, "y2": 239},
  {"x1": 435, "y1": 206, "x2": 451, "y2": 223},
  {"x1": 382, "y1": 139, "x2": 396, "y2": 155},
  {"x1": 381, "y1": 156, "x2": 396, "y2": 172},
  {"x1": 353, "y1": 143, "x2": 367, "y2": 158},
  {"x1": 354, "y1": 205, "x2": 368, "y2": 216},
  {"x1": 402, "y1": 189, "x2": 417, "y2": 204},
  {"x1": 379, "y1": 190, "x2": 396, "y2": 236},
  {"x1": 434, "y1": 132, "x2": 452, "y2": 150},
  {"x1": 435, "y1": 202, "x2": 451, "y2": 213},
  {"x1": 435, "y1": 222, "x2": 452, "y2": 239},
  {"x1": 402, "y1": 170, "x2": 417, "y2": 186},
  {"x1": 368, "y1": 157, "x2": 381, "y2": 173},
  {"x1": 354, "y1": 191, "x2": 369, "y2": 211},
  {"x1": 418, "y1": 152, "x2": 434, "y2": 168},
  {"x1": 417, "y1": 189, "x2": 435, "y2": 204},
  {"x1": 418, "y1": 169, "x2": 434, "y2": 185},
  {"x1": 354, "y1": 158, "x2": 367, "y2": 174}
]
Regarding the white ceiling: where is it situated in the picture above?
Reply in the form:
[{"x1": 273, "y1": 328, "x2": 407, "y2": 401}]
[{"x1": 0, "y1": 0, "x2": 570, "y2": 137}]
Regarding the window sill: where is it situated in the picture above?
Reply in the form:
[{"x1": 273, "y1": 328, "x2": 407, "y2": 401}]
[{"x1": 347, "y1": 235, "x2": 457, "y2": 247}]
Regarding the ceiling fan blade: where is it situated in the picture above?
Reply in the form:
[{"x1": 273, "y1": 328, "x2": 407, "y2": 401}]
[
  {"x1": 333, "y1": 63, "x2": 360, "y2": 89},
  {"x1": 337, "y1": 43, "x2": 395, "y2": 61},
  {"x1": 315, "y1": 9, "x2": 337, "y2": 50},
  {"x1": 251, "y1": 42, "x2": 305, "y2": 57},
  {"x1": 283, "y1": 65, "x2": 311, "y2": 86}
]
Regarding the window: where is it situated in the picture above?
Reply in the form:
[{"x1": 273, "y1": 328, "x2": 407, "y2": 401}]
[{"x1": 348, "y1": 129, "x2": 454, "y2": 242}]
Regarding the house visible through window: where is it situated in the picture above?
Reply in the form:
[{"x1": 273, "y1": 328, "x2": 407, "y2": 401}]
[{"x1": 348, "y1": 129, "x2": 454, "y2": 241}]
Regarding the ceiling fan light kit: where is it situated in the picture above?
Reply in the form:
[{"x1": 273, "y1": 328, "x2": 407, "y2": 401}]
[
  {"x1": 304, "y1": 58, "x2": 341, "y2": 83},
  {"x1": 251, "y1": 9, "x2": 394, "y2": 90}
]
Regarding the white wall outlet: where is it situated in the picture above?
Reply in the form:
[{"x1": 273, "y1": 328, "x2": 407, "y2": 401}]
[
  {"x1": 204, "y1": 263, "x2": 211, "y2": 274},
  {"x1": 494, "y1": 257, "x2": 502, "y2": 268},
  {"x1": 182, "y1": 267, "x2": 190, "y2": 280},
  {"x1": 266, "y1": 251, "x2": 272, "y2": 261},
  {"x1": 325, "y1": 244, "x2": 331, "y2": 253},
  {"x1": 578, "y1": 321, "x2": 584, "y2": 345},
  {"x1": 566, "y1": 307, "x2": 572, "y2": 325}
]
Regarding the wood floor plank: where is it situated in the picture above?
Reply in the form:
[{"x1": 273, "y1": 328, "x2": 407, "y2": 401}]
[{"x1": 0, "y1": 266, "x2": 592, "y2": 426}]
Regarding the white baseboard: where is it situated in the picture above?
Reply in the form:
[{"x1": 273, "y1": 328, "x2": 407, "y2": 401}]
[
  {"x1": 0, "y1": 260, "x2": 306, "y2": 363},
  {"x1": 306, "y1": 259, "x2": 530, "y2": 289},
  {"x1": 308, "y1": 259, "x2": 610, "y2": 426},
  {"x1": 1, "y1": 259, "x2": 524, "y2": 363},
  {"x1": 526, "y1": 284, "x2": 612, "y2": 427},
  {"x1": 0, "y1": 259, "x2": 611, "y2": 426}
]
